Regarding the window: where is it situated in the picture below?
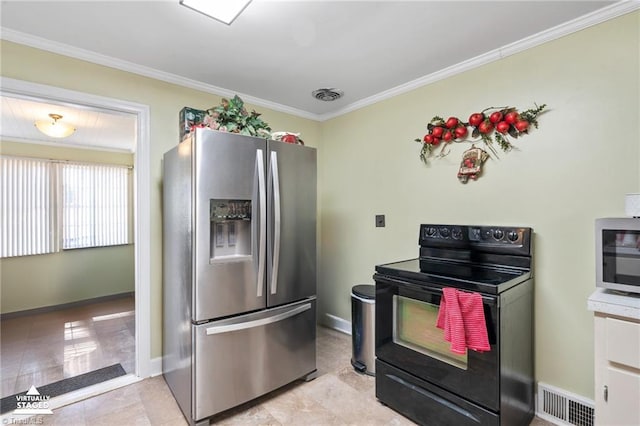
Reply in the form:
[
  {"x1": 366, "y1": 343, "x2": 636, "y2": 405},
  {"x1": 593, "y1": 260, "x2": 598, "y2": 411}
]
[
  {"x1": 62, "y1": 163, "x2": 130, "y2": 249},
  {"x1": 1, "y1": 156, "x2": 131, "y2": 258},
  {"x1": 0, "y1": 157, "x2": 56, "y2": 257}
]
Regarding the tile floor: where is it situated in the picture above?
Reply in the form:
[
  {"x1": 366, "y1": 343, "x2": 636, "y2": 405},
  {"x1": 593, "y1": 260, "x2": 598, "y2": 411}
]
[
  {"x1": 1, "y1": 295, "x2": 135, "y2": 399},
  {"x1": 13, "y1": 326, "x2": 555, "y2": 425}
]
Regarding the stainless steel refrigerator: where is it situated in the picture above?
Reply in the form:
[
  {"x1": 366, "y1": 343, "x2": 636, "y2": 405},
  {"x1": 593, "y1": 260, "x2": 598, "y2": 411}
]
[{"x1": 162, "y1": 128, "x2": 317, "y2": 426}]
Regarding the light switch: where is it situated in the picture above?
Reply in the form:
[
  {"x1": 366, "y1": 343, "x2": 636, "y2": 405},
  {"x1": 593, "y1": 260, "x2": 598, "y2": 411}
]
[{"x1": 375, "y1": 215, "x2": 385, "y2": 227}]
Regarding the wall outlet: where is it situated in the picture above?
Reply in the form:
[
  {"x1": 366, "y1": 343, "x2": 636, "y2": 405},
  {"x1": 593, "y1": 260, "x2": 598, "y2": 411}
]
[{"x1": 375, "y1": 215, "x2": 385, "y2": 227}]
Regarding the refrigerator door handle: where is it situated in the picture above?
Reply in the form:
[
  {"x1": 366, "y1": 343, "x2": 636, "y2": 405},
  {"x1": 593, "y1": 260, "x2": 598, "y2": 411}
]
[
  {"x1": 269, "y1": 150, "x2": 281, "y2": 295},
  {"x1": 205, "y1": 303, "x2": 311, "y2": 335},
  {"x1": 256, "y1": 149, "x2": 266, "y2": 298}
]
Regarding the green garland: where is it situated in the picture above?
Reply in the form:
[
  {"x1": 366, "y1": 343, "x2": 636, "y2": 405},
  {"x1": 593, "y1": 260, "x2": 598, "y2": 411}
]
[{"x1": 206, "y1": 95, "x2": 271, "y2": 137}]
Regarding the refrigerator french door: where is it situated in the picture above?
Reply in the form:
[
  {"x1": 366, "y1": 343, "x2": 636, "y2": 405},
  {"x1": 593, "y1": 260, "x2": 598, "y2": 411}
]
[{"x1": 163, "y1": 128, "x2": 317, "y2": 425}]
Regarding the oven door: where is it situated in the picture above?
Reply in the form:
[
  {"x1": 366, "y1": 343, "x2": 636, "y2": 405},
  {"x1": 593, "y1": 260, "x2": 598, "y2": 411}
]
[{"x1": 375, "y1": 274, "x2": 499, "y2": 411}]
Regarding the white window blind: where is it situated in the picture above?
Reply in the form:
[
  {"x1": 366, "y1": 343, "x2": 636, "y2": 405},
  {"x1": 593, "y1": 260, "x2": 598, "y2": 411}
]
[
  {"x1": 62, "y1": 163, "x2": 130, "y2": 249},
  {"x1": 1, "y1": 156, "x2": 131, "y2": 258},
  {"x1": 0, "y1": 157, "x2": 56, "y2": 257}
]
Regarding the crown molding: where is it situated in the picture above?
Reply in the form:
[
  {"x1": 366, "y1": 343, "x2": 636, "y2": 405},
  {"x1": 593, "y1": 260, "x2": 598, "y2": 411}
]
[
  {"x1": 2, "y1": 0, "x2": 638, "y2": 123},
  {"x1": 0, "y1": 29, "x2": 320, "y2": 121},
  {"x1": 317, "y1": 0, "x2": 640, "y2": 121},
  {"x1": 1, "y1": 136, "x2": 134, "y2": 153}
]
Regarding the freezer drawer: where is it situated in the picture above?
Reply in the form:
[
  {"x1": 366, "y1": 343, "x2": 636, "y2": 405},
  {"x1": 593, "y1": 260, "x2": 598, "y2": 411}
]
[{"x1": 193, "y1": 298, "x2": 316, "y2": 421}]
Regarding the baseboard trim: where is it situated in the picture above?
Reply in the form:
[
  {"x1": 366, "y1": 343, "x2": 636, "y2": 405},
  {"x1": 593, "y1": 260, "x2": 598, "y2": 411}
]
[
  {"x1": 0, "y1": 292, "x2": 135, "y2": 320},
  {"x1": 149, "y1": 357, "x2": 163, "y2": 377},
  {"x1": 323, "y1": 313, "x2": 352, "y2": 335}
]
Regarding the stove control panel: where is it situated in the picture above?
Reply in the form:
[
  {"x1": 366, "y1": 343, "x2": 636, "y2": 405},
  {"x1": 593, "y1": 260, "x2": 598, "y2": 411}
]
[
  {"x1": 419, "y1": 224, "x2": 532, "y2": 255},
  {"x1": 467, "y1": 226, "x2": 524, "y2": 244}
]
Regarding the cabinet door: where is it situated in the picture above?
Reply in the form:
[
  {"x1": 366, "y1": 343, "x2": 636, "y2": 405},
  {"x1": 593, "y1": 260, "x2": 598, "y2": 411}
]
[
  {"x1": 606, "y1": 317, "x2": 640, "y2": 369},
  {"x1": 605, "y1": 367, "x2": 640, "y2": 426}
]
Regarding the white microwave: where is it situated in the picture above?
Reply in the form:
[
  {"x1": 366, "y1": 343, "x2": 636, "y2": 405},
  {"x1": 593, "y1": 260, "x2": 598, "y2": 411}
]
[{"x1": 596, "y1": 218, "x2": 640, "y2": 294}]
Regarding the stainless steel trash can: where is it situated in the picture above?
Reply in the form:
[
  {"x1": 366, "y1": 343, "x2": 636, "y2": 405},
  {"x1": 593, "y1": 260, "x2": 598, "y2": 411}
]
[{"x1": 351, "y1": 284, "x2": 375, "y2": 376}]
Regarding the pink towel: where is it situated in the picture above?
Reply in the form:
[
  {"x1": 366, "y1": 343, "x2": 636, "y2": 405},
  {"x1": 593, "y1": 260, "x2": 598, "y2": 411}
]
[{"x1": 436, "y1": 288, "x2": 490, "y2": 354}]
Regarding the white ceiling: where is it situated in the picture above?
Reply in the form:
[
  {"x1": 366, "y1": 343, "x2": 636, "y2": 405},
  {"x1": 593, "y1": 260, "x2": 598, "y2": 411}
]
[
  {"x1": 0, "y1": 0, "x2": 628, "y2": 151},
  {"x1": 1, "y1": 95, "x2": 137, "y2": 152}
]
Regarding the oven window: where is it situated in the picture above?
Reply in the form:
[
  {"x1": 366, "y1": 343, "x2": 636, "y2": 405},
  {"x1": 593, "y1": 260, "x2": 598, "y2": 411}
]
[
  {"x1": 603, "y1": 230, "x2": 640, "y2": 285},
  {"x1": 393, "y1": 295, "x2": 468, "y2": 370}
]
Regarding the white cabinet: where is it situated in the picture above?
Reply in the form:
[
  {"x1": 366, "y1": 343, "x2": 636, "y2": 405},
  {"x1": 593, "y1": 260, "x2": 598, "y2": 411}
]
[
  {"x1": 605, "y1": 367, "x2": 640, "y2": 425},
  {"x1": 590, "y1": 290, "x2": 640, "y2": 426}
]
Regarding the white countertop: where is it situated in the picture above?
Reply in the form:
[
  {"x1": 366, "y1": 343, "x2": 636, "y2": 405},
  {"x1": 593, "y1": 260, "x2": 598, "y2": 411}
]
[{"x1": 588, "y1": 288, "x2": 640, "y2": 320}]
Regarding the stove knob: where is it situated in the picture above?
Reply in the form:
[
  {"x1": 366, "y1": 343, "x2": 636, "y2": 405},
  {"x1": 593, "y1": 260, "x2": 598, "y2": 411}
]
[
  {"x1": 493, "y1": 229, "x2": 504, "y2": 241},
  {"x1": 451, "y1": 227, "x2": 463, "y2": 240},
  {"x1": 426, "y1": 227, "x2": 437, "y2": 237},
  {"x1": 507, "y1": 230, "x2": 519, "y2": 242},
  {"x1": 439, "y1": 227, "x2": 450, "y2": 238},
  {"x1": 482, "y1": 229, "x2": 492, "y2": 240}
]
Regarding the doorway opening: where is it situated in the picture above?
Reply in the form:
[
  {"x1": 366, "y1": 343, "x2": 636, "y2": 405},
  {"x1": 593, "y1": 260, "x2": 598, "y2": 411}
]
[{"x1": 0, "y1": 77, "x2": 151, "y2": 411}]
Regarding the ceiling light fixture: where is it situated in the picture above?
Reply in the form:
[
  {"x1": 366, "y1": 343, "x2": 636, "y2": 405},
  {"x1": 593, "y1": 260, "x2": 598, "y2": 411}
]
[
  {"x1": 34, "y1": 113, "x2": 76, "y2": 138},
  {"x1": 179, "y1": 0, "x2": 252, "y2": 25}
]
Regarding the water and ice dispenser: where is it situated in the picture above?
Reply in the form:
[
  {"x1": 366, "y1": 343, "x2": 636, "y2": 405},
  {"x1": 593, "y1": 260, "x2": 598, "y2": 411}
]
[{"x1": 210, "y1": 199, "x2": 252, "y2": 262}]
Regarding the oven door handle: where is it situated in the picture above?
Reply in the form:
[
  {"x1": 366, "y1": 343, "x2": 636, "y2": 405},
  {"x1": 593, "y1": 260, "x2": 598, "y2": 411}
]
[{"x1": 377, "y1": 275, "x2": 498, "y2": 306}]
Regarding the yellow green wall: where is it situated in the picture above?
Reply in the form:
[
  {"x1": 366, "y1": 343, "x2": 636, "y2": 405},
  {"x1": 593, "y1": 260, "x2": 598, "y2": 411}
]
[
  {"x1": 0, "y1": 39, "x2": 321, "y2": 357},
  {"x1": 318, "y1": 12, "x2": 639, "y2": 399},
  {"x1": 0, "y1": 245, "x2": 135, "y2": 313},
  {"x1": 0, "y1": 141, "x2": 133, "y2": 165},
  {"x1": 0, "y1": 142, "x2": 135, "y2": 313},
  {"x1": 1, "y1": 10, "x2": 638, "y2": 400}
]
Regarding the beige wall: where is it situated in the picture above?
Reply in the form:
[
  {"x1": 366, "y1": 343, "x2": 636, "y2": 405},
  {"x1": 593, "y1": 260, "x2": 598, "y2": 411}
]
[
  {"x1": 0, "y1": 142, "x2": 135, "y2": 313},
  {"x1": 0, "y1": 39, "x2": 322, "y2": 356},
  {"x1": 318, "y1": 12, "x2": 639, "y2": 400},
  {"x1": 1, "y1": 10, "x2": 638, "y2": 401}
]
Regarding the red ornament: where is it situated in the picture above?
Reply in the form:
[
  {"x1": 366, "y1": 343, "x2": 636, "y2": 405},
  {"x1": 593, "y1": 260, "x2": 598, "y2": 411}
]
[
  {"x1": 496, "y1": 121, "x2": 510, "y2": 134},
  {"x1": 454, "y1": 126, "x2": 468, "y2": 139},
  {"x1": 445, "y1": 117, "x2": 459, "y2": 128},
  {"x1": 504, "y1": 111, "x2": 519, "y2": 124},
  {"x1": 281, "y1": 134, "x2": 298, "y2": 143},
  {"x1": 478, "y1": 120, "x2": 494, "y2": 134},
  {"x1": 468, "y1": 113, "x2": 484, "y2": 127},
  {"x1": 489, "y1": 111, "x2": 503, "y2": 124}
]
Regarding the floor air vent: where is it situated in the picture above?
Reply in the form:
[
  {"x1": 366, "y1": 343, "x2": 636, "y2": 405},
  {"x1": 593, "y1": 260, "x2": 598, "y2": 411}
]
[{"x1": 537, "y1": 383, "x2": 594, "y2": 426}]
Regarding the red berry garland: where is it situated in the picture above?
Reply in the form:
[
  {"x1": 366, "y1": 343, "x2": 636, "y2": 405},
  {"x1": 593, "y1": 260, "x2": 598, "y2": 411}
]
[{"x1": 414, "y1": 104, "x2": 546, "y2": 166}]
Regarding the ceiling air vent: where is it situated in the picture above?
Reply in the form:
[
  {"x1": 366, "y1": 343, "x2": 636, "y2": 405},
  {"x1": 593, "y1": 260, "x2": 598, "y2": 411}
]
[{"x1": 312, "y1": 88, "x2": 343, "y2": 102}]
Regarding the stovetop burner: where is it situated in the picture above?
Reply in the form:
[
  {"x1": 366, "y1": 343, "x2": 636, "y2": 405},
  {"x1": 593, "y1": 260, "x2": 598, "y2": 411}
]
[
  {"x1": 375, "y1": 224, "x2": 533, "y2": 295},
  {"x1": 375, "y1": 258, "x2": 530, "y2": 294}
]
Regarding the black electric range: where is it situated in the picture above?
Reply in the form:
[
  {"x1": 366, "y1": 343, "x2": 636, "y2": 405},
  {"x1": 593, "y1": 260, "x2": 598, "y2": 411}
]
[{"x1": 374, "y1": 224, "x2": 535, "y2": 426}]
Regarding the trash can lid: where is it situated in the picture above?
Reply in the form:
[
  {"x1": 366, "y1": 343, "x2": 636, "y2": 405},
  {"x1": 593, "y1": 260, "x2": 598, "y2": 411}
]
[{"x1": 352, "y1": 284, "x2": 375, "y2": 300}]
